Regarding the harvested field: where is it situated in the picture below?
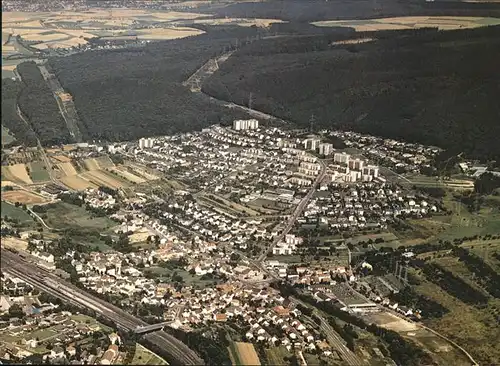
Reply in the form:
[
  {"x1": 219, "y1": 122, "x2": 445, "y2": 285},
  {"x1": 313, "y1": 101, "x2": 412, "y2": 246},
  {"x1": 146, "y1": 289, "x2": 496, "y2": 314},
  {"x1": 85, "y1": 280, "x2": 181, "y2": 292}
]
[
  {"x1": 2, "y1": 189, "x2": 48, "y2": 205},
  {"x1": 312, "y1": 16, "x2": 500, "y2": 31},
  {"x1": 20, "y1": 33, "x2": 68, "y2": 42},
  {"x1": 111, "y1": 167, "x2": 146, "y2": 184},
  {"x1": 62, "y1": 144, "x2": 78, "y2": 151},
  {"x1": 1, "y1": 180, "x2": 19, "y2": 188},
  {"x1": 1, "y1": 45, "x2": 15, "y2": 52},
  {"x1": 94, "y1": 155, "x2": 114, "y2": 168},
  {"x1": 135, "y1": 27, "x2": 204, "y2": 40},
  {"x1": 80, "y1": 170, "x2": 128, "y2": 189},
  {"x1": 1, "y1": 65, "x2": 17, "y2": 72},
  {"x1": 193, "y1": 18, "x2": 284, "y2": 28},
  {"x1": 1, "y1": 236, "x2": 28, "y2": 251},
  {"x1": 57, "y1": 162, "x2": 78, "y2": 176},
  {"x1": 83, "y1": 158, "x2": 100, "y2": 171},
  {"x1": 1, "y1": 164, "x2": 33, "y2": 185},
  {"x1": 46, "y1": 37, "x2": 88, "y2": 48},
  {"x1": 228, "y1": 342, "x2": 261, "y2": 366},
  {"x1": 59, "y1": 175, "x2": 97, "y2": 191},
  {"x1": 129, "y1": 229, "x2": 153, "y2": 243},
  {"x1": 52, "y1": 155, "x2": 71, "y2": 163}
]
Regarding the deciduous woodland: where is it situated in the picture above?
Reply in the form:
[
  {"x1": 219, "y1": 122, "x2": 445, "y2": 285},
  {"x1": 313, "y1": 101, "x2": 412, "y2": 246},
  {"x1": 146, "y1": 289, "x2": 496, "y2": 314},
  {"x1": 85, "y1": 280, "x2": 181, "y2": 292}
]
[
  {"x1": 47, "y1": 26, "x2": 262, "y2": 142},
  {"x1": 17, "y1": 62, "x2": 71, "y2": 146},
  {"x1": 202, "y1": 26, "x2": 500, "y2": 161}
]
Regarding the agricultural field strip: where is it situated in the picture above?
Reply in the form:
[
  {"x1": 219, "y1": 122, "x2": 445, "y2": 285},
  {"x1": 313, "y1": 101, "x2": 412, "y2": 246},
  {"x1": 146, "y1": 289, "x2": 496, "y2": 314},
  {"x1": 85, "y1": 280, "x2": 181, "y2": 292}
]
[
  {"x1": 312, "y1": 16, "x2": 500, "y2": 31},
  {"x1": 1, "y1": 164, "x2": 33, "y2": 184},
  {"x1": 110, "y1": 167, "x2": 146, "y2": 184},
  {"x1": 59, "y1": 175, "x2": 98, "y2": 190},
  {"x1": 1, "y1": 189, "x2": 49, "y2": 204},
  {"x1": 80, "y1": 169, "x2": 128, "y2": 189}
]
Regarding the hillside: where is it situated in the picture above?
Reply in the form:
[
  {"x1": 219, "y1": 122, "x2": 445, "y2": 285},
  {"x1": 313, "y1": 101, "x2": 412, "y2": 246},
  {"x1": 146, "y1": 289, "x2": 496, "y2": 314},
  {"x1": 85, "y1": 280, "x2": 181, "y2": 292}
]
[
  {"x1": 47, "y1": 26, "x2": 264, "y2": 142},
  {"x1": 202, "y1": 26, "x2": 500, "y2": 161},
  {"x1": 198, "y1": 0, "x2": 500, "y2": 22},
  {"x1": 1, "y1": 78, "x2": 38, "y2": 148}
]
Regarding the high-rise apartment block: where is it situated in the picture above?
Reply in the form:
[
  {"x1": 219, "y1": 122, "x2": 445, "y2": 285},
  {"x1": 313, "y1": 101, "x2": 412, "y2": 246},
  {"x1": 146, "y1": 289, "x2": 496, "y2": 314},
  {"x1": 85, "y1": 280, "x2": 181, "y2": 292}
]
[
  {"x1": 138, "y1": 137, "x2": 154, "y2": 149},
  {"x1": 233, "y1": 119, "x2": 259, "y2": 130},
  {"x1": 333, "y1": 152, "x2": 350, "y2": 164},
  {"x1": 303, "y1": 138, "x2": 321, "y2": 151},
  {"x1": 318, "y1": 143, "x2": 333, "y2": 156}
]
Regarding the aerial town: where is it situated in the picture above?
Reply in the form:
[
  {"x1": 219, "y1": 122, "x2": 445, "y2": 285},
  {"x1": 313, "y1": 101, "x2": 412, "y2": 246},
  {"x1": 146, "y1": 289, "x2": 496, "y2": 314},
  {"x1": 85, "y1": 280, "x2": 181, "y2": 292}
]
[{"x1": 4, "y1": 115, "x2": 499, "y2": 366}]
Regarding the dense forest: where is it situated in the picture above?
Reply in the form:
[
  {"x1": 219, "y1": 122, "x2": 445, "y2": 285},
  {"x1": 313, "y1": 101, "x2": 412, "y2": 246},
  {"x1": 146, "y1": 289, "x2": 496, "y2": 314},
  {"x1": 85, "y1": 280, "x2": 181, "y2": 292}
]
[
  {"x1": 47, "y1": 26, "x2": 265, "y2": 142},
  {"x1": 17, "y1": 62, "x2": 71, "y2": 146},
  {"x1": 203, "y1": 26, "x2": 500, "y2": 161},
  {"x1": 198, "y1": 0, "x2": 500, "y2": 22},
  {"x1": 1, "y1": 78, "x2": 38, "y2": 147}
]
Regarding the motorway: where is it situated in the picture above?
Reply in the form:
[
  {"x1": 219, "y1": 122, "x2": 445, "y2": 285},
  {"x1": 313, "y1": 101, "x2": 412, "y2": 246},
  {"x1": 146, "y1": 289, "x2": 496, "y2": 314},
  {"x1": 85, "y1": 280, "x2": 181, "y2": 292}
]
[
  {"x1": 1, "y1": 249, "x2": 204, "y2": 366},
  {"x1": 258, "y1": 159, "x2": 328, "y2": 262}
]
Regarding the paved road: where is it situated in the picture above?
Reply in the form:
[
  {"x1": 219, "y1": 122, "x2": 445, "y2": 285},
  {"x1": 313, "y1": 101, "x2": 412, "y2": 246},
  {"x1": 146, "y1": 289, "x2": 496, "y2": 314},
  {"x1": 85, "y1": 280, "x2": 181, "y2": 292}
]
[
  {"x1": 1, "y1": 249, "x2": 204, "y2": 366},
  {"x1": 27, "y1": 207, "x2": 60, "y2": 231},
  {"x1": 258, "y1": 159, "x2": 327, "y2": 262}
]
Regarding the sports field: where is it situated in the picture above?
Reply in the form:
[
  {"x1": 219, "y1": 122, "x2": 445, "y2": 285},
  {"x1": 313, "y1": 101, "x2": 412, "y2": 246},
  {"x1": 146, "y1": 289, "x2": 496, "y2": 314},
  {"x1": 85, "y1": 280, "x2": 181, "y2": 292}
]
[{"x1": 2, "y1": 189, "x2": 48, "y2": 204}]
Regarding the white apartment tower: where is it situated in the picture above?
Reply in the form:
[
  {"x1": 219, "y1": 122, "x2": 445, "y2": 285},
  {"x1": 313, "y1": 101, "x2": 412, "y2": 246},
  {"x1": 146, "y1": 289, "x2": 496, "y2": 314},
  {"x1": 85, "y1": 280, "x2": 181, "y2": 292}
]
[
  {"x1": 303, "y1": 138, "x2": 321, "y2": 151},
  {"x1": 348, "y1": 158, "x2": 364, "y2": 171},
  {"x1": 138, "y1": 138, "x2": 154, "y2": 149},
  {"x1": 138, "y1": 138, "x2": 146, "y2": 149},
  {"x1": 334, "y1": 152, "x2": 350, "y2": 165},
  {"x1": 233, "y1": 119, "x2": 259, "y2": 130},
  {"x1": 318, "y1": 143, "x2": 333, "y2": 156}
]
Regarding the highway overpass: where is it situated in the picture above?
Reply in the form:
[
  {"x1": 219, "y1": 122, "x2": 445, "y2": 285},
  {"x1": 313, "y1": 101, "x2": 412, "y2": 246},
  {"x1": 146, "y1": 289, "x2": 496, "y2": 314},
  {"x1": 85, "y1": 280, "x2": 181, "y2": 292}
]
[
  {"x1": 135, "y1": 321, "x2": 175, "y2": 334},
  {"x1": 1, "y1": 249, "x2": 204, "y2": 366}
]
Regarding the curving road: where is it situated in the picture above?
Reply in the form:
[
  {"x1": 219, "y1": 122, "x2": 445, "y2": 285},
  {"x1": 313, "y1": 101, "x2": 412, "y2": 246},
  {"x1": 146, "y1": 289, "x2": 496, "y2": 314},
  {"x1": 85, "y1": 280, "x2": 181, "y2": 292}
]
[
  {"x1": 1, "y1": 249, "x2": 204, "y2": 366},
  {"x1": 257, "y1": 159, "x2": 327, "y2": 262}
]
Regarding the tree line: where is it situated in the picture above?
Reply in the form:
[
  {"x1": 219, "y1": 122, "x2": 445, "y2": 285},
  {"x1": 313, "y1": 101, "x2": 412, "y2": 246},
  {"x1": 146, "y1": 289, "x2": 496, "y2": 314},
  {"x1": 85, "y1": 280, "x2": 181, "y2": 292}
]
[
  {"x1": 451, "y1": 246, "x2": 500, "y2": 298},
  {"x1": 420, "y1": 262, "x2": 489, "y2": 305},
  {"x1": 389, "y1": 287, "x2": 449, "y2": 319}
]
